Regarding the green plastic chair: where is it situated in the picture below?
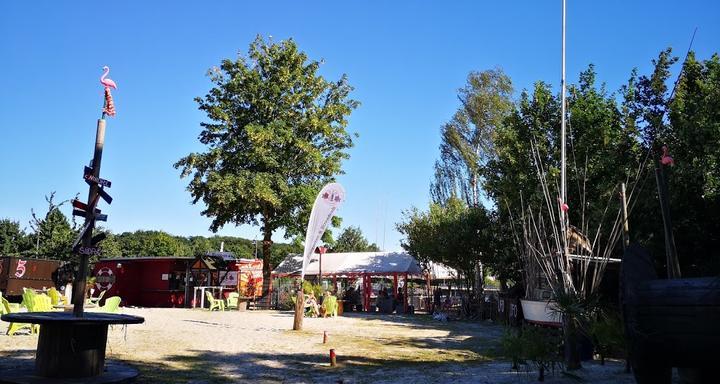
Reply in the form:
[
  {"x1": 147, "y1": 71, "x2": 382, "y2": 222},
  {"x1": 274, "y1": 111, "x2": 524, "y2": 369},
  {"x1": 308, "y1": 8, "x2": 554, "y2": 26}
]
[
  {"x1": 205, "y1": 291, "x2": 225, "y2": 311},
  {"x1": 32, "y1": 294, "x2": 52, "y2": 312},
  {"x1": 20, "y1": 288, "x2": 36, "y2": 310},
  {"x1": 226, "y1": 292, "x2": 239, "y2": 310},
  {"x1": 88, "y1": 289, "x2": 107, "y2": 305},
  {"x1": 4, "y1": 294, "x2": 34, "y2": 335},
  {"x1": 48, "y1": 287, "x2": 67, "y2": 306},
  {"x1": 97, "y1": 296, "x2": 121, "y2": 313},
  {"x1": 322, "y1": 295, "x2": 338, "y2": 317}
]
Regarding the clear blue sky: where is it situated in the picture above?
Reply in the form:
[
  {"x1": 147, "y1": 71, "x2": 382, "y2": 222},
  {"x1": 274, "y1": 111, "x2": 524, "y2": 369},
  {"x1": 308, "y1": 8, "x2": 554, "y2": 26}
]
[{"x1": 1, "y1": 1, "x2": 718, "y2": 251}]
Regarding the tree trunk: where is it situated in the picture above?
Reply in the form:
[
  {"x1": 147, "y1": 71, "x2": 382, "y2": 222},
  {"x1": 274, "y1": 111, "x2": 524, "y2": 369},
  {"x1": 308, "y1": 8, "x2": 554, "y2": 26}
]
[
  {"x1": 262, "y1": 230, "x2": 273, "y2": 282},
  {"x1": 564, "y1": 319, "x2": 581, "y2": 370}
]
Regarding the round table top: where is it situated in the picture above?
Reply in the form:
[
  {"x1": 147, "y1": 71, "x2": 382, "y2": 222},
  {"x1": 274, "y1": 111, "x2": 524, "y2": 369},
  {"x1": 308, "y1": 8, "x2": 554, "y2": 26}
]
[{"x1": 1, "y1": 311, "x2": 144, "y2": 325}]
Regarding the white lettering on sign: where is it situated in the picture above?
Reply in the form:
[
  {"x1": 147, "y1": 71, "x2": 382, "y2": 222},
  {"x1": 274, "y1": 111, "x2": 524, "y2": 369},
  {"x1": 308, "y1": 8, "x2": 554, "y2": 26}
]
[{"x1": 78, "y1": 247, "x2": 102, "y2": 256}]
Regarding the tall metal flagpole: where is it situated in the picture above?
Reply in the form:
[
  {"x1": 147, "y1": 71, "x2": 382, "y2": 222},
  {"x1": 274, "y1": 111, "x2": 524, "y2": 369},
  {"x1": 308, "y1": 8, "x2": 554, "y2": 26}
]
[{"x1": 560, "y1": 0, "x2": 569, "y2": 272}]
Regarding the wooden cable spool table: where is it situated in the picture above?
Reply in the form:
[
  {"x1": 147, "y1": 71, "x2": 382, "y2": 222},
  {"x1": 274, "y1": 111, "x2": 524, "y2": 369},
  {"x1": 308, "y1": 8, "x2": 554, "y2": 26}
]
[{"x1": 1, "y1": 311, "x2": 144, "y2": 379}]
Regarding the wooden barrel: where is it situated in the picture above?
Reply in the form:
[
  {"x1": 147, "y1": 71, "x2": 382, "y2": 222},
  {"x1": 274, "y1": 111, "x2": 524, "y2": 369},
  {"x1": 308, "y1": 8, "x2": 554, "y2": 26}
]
[{"x1": 621, "y1": 244, "x2": 720, "y2": 383}]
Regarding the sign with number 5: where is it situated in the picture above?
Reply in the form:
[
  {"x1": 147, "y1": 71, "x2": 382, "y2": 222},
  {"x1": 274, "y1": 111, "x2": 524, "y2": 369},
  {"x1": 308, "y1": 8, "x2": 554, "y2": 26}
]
[{"x1": 15, "y1": 259, "x2": 27, "y2": 278}]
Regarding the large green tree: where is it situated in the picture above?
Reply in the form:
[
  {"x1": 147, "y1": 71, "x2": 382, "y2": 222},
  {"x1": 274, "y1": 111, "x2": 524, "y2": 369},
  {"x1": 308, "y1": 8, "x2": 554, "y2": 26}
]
[
  {"x1": 331, "y1": 226, "x2": 379, "y2": 253},
  {"x1": 397, "y1": 197, "x2": 492, "y2": 291},
  {"x1": 175, "y1": 36, "x2": 357, "y2": 278}
]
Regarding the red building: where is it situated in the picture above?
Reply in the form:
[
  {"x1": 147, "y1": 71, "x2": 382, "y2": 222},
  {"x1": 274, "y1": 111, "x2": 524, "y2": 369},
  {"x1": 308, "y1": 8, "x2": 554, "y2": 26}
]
[
  {"x1": 92, "y1": 257, "x2": 192, "y2": 308},
  {"x1": 0, "y1": 256, "x2": 62, "y2": 298},
  {"x1": 91, "y1": 253, "x2": 264, "y2": 308}
]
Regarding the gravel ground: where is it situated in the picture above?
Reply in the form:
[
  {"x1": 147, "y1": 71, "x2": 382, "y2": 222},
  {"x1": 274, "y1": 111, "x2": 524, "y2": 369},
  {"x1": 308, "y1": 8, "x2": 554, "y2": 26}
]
[{"x1": 0, "y1": 308, "x2": 639, "y2": 383}]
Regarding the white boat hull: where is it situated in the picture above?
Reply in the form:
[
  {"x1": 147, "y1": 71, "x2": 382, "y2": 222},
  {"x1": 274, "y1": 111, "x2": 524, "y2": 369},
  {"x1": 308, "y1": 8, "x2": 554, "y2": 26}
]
[{"x1": 520, "y1": 299, "x2": 562, "y2": 326}]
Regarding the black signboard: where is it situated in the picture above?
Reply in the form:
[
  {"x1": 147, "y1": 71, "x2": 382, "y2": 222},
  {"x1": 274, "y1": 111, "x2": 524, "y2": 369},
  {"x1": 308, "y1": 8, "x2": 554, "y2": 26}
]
[
  {"x1": 97, "y1": 188, "x2": 113, "y2": 204},
  {"x1": 83, "y1": 166, "x2": 112, "y2": 188}
]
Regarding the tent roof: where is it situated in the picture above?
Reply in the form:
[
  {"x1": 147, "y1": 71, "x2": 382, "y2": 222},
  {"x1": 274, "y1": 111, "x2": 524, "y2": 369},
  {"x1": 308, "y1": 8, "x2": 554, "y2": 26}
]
[{"x1": 272, "y1": 251, "x2": 427, "y2": 277}]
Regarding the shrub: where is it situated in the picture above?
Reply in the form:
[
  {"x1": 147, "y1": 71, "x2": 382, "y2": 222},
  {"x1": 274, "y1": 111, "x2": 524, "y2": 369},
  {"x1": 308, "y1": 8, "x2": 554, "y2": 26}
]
[
  {"x1": 521, "y1": 326, "x2": 563, "y2": 382},
  {"x1": 588, "y1": 309, "x2": 626, "y2": 364},
  {"x1": 500, "y1": 328, "x2": 524, "y2": 370}
]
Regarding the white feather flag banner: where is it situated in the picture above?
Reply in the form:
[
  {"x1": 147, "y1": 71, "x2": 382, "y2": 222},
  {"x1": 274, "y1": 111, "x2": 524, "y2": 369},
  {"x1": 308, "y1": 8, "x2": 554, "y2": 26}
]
[{"x1": 301, "y1": 183, "x2": 345, "y2": 280}]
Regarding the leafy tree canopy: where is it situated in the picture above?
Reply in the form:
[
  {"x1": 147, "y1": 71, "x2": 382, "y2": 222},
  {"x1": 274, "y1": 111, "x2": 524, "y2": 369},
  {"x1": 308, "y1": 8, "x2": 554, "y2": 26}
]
[
  {"x1": 331, "y1": 226, "x2": 379, "y2": 253},
  {"x1": 175, "y1": 35, "x2": 358, "y2": 276}
]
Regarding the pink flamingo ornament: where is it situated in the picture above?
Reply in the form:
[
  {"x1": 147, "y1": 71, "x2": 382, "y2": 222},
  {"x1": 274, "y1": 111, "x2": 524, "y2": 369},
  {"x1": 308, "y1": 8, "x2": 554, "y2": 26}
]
[
  {"x1": 100, "y1": 66, "x2": 117, "y2": 117},
  {"x1": 661, "y1": 145, "x2": 674, "y2": 166},
  {"x1": 558, "y1": 197, "x2": 569, "y2": 213},
  {"x1": 100, "y1": 66, "x2": 117, "y2": 89}
]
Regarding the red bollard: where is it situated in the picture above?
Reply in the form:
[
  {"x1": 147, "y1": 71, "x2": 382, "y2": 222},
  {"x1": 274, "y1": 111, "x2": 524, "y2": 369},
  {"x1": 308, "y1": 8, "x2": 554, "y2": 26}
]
[{"x1": 329, "y1": 349, "x2": 337, "y2": 367}]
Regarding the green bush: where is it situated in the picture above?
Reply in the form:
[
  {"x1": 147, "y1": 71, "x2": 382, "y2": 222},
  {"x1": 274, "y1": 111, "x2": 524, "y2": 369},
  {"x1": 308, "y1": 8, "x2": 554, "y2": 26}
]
[
  {"x1": 501, "y1": 326, "x2": 563, "y2": 382},
  {"x1": 522, "y1": 326, "x2": 563, "y2": 382},
  {"x1": 500, "y1": 328, "x2": 524, "y2": 370},
  {"x1": 588, "y1": 309, "x2": 626, "y2": 364},
  {"x1": 302, "y1": 281, "x2": 323, "y2": 298}
]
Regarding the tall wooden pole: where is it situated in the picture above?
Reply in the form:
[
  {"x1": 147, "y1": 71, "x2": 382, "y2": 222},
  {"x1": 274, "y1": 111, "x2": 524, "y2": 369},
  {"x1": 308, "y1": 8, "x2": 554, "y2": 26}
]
[
  {"x1": 72, "y1": 117, "x2": 106, "y2": 317},
  {"x1": 292, "y1": 281, "x2": 304, "y2": 330},
  {"x1": 654, "y1": 157, "x2": 681, "y2": 278},
  {"x1": 620, "y1": 183, "x2": 630, "y2": 250}
]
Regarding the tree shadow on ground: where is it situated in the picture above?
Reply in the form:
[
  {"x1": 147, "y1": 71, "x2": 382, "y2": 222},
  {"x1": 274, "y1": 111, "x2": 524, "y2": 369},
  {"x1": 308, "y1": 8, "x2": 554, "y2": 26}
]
[{"x1": 120, "y1": 349, "x2": 495, "y2": 384}]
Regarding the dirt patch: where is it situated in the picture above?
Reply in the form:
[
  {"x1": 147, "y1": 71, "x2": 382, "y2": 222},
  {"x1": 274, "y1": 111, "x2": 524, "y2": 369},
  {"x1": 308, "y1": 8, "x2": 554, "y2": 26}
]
[{"x1": 1, "y1": 308, "x2": 638, "y2": 383}]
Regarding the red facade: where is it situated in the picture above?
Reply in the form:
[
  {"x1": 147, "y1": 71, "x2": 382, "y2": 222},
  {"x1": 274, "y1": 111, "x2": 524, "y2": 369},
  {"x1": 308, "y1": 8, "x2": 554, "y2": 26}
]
[
  {"x1": 92, "y1": 257, "x2": 191, "y2": 308},
  {"x1": 91, "y1": 256, "x2": 265, "y2": 308}
]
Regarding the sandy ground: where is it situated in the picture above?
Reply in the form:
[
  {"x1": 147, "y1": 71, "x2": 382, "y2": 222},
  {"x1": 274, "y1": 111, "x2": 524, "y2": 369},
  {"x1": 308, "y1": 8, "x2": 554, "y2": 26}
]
[{"x1": 0, "y1": 308, "x2": 639, "y2": 383}]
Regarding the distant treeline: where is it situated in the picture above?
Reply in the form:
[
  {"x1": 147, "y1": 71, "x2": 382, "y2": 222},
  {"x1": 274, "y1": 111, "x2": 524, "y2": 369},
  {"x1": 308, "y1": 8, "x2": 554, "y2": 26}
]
[{"x1": 1, "y1": 199, "x2": 301, "y2": 268}]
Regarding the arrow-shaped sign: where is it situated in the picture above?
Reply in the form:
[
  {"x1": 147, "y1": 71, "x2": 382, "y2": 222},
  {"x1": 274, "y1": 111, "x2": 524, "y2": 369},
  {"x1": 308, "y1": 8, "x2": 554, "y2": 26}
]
[
  {"x1": 71, "y1": 221, "x2": 93, "y2": 250},
  {"x1": 84, "y1": 166, "x2": 112, "y2": 188},
  {"x1": 97, "y1": 187, "x2": 113, "y2": 204},
  {"x1": 71, "y1": 199, "x2": 101, "y2": 214},
  {"x1": 91, "y1": 233, "x2": 107, "y2": 246}
]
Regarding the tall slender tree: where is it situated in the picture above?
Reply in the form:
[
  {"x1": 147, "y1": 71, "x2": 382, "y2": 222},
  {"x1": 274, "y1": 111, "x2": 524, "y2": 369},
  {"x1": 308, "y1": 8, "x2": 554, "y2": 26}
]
[{"x1": 431, "y1": 69, "x2": 513, "y2": 207}]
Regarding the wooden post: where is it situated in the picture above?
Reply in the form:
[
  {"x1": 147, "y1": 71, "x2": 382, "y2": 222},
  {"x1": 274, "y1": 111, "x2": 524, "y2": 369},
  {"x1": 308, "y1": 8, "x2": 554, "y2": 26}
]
[
  {"x1": 329, "y1": 349, "x2": 337, "y2": 367},
  {"x1": 393, "y1": 273, "x2": 398, "y2": 300},
  {"x1": 184, "y1": 260, "x2": 191, "y2": 308},
  {"x1": 72, "y1": 118, "x2": 106, "y2": 317},
  {"x1": 292, "y1": 279, "x2": 304, "y2": 331},
  {"x1": 267, "y1": 274, "x2": 274, "y2": 309},
  {"x1": 619, "y1": 183, "x2": 630, "y2": 251},
  {"x1": 404, "y1": 273, "x2": 409, "y2": 313}
]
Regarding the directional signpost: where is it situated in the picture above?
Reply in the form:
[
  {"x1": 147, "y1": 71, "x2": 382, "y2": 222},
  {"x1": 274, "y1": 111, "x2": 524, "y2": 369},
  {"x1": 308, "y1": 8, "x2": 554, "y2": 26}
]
[
  {"x1": 0, "y1": 66, "x2": 146, "y2": 382},
  {"x1": 70, "y1": 114, "x2": 114, "y2": 318}
]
